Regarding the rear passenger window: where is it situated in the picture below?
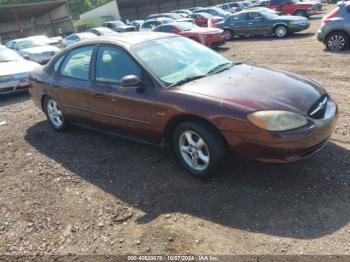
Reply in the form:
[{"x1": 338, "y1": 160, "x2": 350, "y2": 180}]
[
  {"x1": 61, "y1": 46, "x2": 94, "y2": 81},
  {"x1": 347, "y1": 5, "x2": 350, "y2": 13}
]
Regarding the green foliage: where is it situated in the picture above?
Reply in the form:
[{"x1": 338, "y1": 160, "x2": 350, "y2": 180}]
[{"x1": 0, "y1": 0, "x2": 111, "y2": 19}]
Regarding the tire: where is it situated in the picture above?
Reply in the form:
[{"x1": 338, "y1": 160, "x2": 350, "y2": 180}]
[
  {"x1": 295, "y1": 10, "x2": 307, "y2": 17},
  {"x1": 326, "y1": 32, "x2": 349, "y2": 51},
  {"x1": 43, "y1": 96, "x2": 68, "y2": 131},
  {"x1": 274, "y1": 25, "x2": 288, "y2": 38},
  {"x1": 224, "y1": 29, "x2": 233, "y2": 41},
  {"x1": 172, "y1": 121, "x2": 226, "y2": 178}
]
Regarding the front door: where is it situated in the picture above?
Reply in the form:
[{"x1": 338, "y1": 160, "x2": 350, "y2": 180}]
[
  {"x1": 91, "y1": 45, "x2": 158, "y2": 142},
  {"x1": 246, "y1": 12, "x2": 271, "y2": 36}
]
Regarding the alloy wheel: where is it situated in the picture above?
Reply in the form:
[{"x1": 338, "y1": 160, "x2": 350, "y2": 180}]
[
  {"x1": 179, "y1": 131, "x2": 210, "y2": 171},
  {"x1": 275, "y1": 26, "x2": 287, "y2": 38},
  {"x1": 327, "y1": 34, "x2": 346, "y2": 51},
  {"x1": 224, "y1": 30, "x2": 232, "y2": 41},
  {"x1": 47, "y1": 99, "x2": 64, "y2": 128}
]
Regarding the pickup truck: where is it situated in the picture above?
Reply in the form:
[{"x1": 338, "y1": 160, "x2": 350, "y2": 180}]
[{"x1": 268, "y1": 0, "x2": 318, "y2": 17}]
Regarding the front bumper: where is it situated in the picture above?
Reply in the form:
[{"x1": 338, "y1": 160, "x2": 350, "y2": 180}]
[
  {"x1": 223, "y1": 99, "x2": 338, "y2": 163},
  {"x1": 0, "y1": 80, "x2": 30, "y2": 95},
  {"x1": 316, "y1": 29, "x2": 325, "y2": 43},
  {"x1": 206, "y1": 36, "x2": 226, "y2": 47},
  {"x1": 289, "y1": 22, "x2": 310, "y2": 32}
]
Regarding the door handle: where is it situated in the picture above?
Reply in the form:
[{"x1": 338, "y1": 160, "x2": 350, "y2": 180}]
[
  {"x1": 95, "y1": 93, "x2": 105, "y2": 98},
  {"x1": 53, "y1": 84, "x2": 61, "y2": 88}
]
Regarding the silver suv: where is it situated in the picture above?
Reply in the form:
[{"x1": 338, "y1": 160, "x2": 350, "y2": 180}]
[{"x1": 317, "y1": 1, "x2": 350, "y2": 51}]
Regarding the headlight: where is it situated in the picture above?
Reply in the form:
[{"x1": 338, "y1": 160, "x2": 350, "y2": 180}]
[
  {"x1": 247, "y1": 111, "x2": 308, "y2": 131},
  {"x1": 289, "y1": 20, "x2": 303, "y2": 25}
]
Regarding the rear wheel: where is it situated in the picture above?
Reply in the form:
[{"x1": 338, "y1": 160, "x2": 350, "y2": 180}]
[
  {"x1": 173, "y1": 121, "x2": 226, "y2": 178},
  {"x1": 274, "y1": 25, "x2": 288, "y2": 38},
  {"x1": 44, "y1": 96, "x2": 68, "y2": 131},
  {"x1": 224, "y1": 29, "x2": 233, "y2": 41},
  {"x1": 326, "y1": 32, "x2": 349, "y2": 51}
]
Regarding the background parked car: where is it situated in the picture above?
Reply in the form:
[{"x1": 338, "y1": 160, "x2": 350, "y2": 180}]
[
  {"x1": 194, "y1": 7, "x2": 232, "y2": 18},
  {"x1": 129, "y1": 20, "x2": 145, "y2": 31},
  {"x1": 217, "y1": 3, "x2": 240, "y2": 13},
  {"x1": 170, "y1": 9, "x2": 193, "y2": 16},
  {"x1": 153, "y1": 22, "x2": 226, "y2": 47},
  {"x1": 0, "y1": 47, "x2": 40, "y2": 95},
  {"x1": 140, "y1": 18, "x2": 175, "y2": 32},
  {"x1": 62, "y1": 32, "x2": 97, "y2": 48},
  {"x1": 28, "y1": 35, "x2": 61, "y2": 48},
  {"x1": 190, "y1": 12, "x2": 224, "y2": 27},
  {"x1": 317, "y1": 1, "x2": 350, "y2": 51},
  {"x1": 146, "y1": 13, "x2": 194, "y2": 22},
  {"x1": 87, "y1": 27, "x2": 115, "y2": 36},
  {"x1": 268, "y1": 0, "x2": 318, "y2": 17},
  {"x1": 5, "y1": 38, "x2": 60, "y2": 64},
  {"x1": 217, "y1": 8, "x2": 310, "y2": 40},
  {"x1": 103, "y1": 21, "x2": 136, "y2": 32}
]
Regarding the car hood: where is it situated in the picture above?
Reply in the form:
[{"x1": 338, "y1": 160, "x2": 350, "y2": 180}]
[
  {"x1": 0, "y1": 60, "x2": 41, "y2": 76},
  {"x1": 175, "y1": 64, "x2": 326, "y2": 113},
  {"x1": 190, "y1": 27, "x2": 223, "y2": 34},
  {"x1": 20, "y1": 45, "x2": 60, "y2": 54}
]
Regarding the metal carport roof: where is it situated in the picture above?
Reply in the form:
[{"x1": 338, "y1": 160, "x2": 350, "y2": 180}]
[{"x1": 0, "y1": 0, "x2": 67, "y2": 23}]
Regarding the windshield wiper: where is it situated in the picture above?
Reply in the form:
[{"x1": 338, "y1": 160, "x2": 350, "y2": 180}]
[
  {"x1": 207, "y1": 62, "x2": 241, "y2": 75},
  {"x1": 168, "y1": 74, "x2": 207, "y2": 87}
]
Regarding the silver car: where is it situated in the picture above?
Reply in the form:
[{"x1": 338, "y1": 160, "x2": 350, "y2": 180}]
[
  {"x1": 61, "y1": 32, "x2": 97, "y2": 48},
  {"x1": 5, "y1": 38, "x2": 60, "y2": 64},
  {"x1": 0, "y1": 47, "x2": 40, "y2": 95},
  {"x1": 317, "y1": 1, "x2": 350, "y2": 51}
]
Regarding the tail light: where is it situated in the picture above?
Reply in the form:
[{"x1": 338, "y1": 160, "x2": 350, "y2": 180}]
[{"x1": 322, "y1": 9, "x2": 339, "y2": 23}]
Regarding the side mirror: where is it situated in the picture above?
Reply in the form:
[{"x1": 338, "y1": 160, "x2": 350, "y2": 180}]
[{"x1": 121, "y1": 75, "x2": 144, "y2": 93}]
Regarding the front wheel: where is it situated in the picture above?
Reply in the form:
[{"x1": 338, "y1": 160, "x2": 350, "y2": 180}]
[
  {"x1": 44, "y1": 96, "x2": 68, "y2": 131},
  {"x1": 326, "y1": 32, "x2": 349, "y2": 51},
  {"x1": 173, "y1": 121, "x2": 226, "y2": 178},
  {"x1": 274, "y1": 25, "x2": 288, "y2": 38}
]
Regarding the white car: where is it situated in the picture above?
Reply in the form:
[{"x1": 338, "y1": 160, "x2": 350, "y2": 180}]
[
  {"x1": 6, "y1": 38, "x2": 60, "y2": 64},
  {"x1": 0, "y1": 47, "x2": 40, "y2": 95},
  {"x1": 28, "y1": 35, "x2": 62, "y2": 48},
  {"x1": 61, "y1": 32, "x2": 97, "y2": 48}
]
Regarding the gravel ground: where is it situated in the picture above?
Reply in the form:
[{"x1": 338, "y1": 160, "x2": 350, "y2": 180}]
[{"x1": 0, "y1": 4, "x2": 350, "y2": 257}]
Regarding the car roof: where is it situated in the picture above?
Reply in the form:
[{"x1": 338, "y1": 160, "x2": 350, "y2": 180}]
[{"x1": 65, "y1": 32, "x2": 176, "y2": 50}]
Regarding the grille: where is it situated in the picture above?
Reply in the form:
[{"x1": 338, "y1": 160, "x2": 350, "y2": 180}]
[{"x1": 308, "y1": 96, "x2": 328, "y2": 119}]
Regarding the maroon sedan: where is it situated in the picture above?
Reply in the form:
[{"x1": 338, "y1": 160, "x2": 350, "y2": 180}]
[
  {"x1": 29, "y1": 33, "x2": 337, "y2": 178},
  {"x1": 153, "y1": 22, "x2": 226, "y2": 47}
]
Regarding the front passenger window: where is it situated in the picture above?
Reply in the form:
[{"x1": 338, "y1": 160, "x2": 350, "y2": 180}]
[
  {"x1": 95, "y1": 46, "x2": 141, "y2": 84},
  {"x1": 61, "y1": 46, "x2": 94, "y2": 81}
]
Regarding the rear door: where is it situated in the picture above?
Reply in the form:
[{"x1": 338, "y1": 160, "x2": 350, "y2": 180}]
[
  {"x1": 246, "y1": 11, "x2": 272, "y2": 35},
  {"x1": 53, "y1": 45, "x2": 99, "y2": 125},
  {"x1": 228, "y1": 13, "x2": 250, "y2": 35}
]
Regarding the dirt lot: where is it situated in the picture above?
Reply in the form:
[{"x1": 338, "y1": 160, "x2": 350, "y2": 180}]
[{"x1": 1, "y1": 4, "x2": 350, "y2": 257}]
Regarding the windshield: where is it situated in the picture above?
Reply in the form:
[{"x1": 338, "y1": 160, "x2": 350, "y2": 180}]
[
  {"x1": 132, "y1": 36, "x2": 234, "y2": 88},
  {"x1": 260, "y1": 10, "x2": 280, "y2": 18},
  {"x1": 17, "y1": 39, "x2": 45, "y2": 49},
  {"x1": 0, "y1": 48, "x2": 23, "y2": 62},
  {"x1": 111, "y1": 21, "x2": 125, "y2": 27}
]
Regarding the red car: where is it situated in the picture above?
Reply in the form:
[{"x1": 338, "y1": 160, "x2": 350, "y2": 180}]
[
  {"x1": 153, "y1": 22, "x2": 225, "y2": 47},
  {"x1": 269, "y1": 0, "x2": 318, "y2": 17},
  {"x1": 190, "y1": 12, "x2": 224, "y2": 27}
]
